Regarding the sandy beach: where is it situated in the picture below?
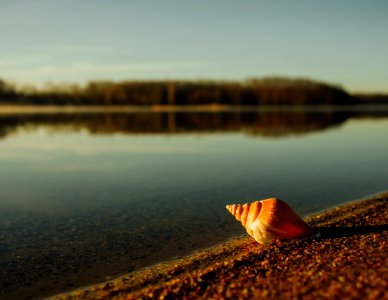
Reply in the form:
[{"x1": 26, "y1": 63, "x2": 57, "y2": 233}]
[{"x1": 49, "y1": 192, "x2": 388, "y2": 300}]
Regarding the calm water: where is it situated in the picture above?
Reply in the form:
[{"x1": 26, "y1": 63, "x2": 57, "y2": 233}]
[{"x1": 1, "y1": 108, "x2": 388, "y2": 299}]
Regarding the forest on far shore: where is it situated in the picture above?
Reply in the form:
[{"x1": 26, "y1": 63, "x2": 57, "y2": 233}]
[{"x1": 0, "y1": 76, "x2": 387, "y2": 106}]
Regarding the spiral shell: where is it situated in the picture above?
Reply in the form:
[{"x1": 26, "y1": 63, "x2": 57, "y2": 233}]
[{"x1": 226, "y1": 198, "x2": 316, "y2": 244}]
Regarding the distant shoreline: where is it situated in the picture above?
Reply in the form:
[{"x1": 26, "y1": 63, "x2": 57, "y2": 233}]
[
  {"x1": 49, "y1": 192, "x2": 388, "y2": 300},
  {"x1": 2, "y1": 104, "x2": 388, "y2": 115}
]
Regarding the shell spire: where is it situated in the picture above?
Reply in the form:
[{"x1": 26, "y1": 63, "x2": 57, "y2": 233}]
[{"x1": 226, "y1": 198, "x2": 316, "y2": 244}]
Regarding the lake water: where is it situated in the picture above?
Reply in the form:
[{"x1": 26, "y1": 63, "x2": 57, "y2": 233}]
[{"x1": 1, "y1": 107, "x2": 388, "y2": 299}]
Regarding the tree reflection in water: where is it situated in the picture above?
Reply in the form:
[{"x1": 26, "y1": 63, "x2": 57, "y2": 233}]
[{"x1": 1, "y1": 108, "x2": 387, "y2": 140}]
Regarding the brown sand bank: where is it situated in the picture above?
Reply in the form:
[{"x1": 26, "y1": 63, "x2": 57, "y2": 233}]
[{"x1": 51, "y1": 193, "x2": 388, "y2": 300}]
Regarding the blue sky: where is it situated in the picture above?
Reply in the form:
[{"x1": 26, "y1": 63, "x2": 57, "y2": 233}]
[{"x1": 0, "y1": 0, "x2": 387, "y2": 92}]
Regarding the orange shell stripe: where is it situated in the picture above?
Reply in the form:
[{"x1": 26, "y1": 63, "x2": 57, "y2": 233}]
[{"x1": 226, "y1": 201, "x2": 262, "y2": 237}]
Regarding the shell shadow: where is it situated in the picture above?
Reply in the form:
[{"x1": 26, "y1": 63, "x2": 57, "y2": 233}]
[{"x1": 316, "y1": 224, "x2": 388, "y2": 239}]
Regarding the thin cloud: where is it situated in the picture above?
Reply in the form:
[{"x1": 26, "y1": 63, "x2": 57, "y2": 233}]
[
  {"x1": 2, "y1": 60, "x2": 220, "y2": 84},
  {"x1": 0, "y1": 54, "x2": 48, "y2": 68},
  {"x1": 23, "y1": 44, "x2": 120, "y2": 54},
  {"x1": 0, "y1": 44, "x2": 121, "y2": 68}
]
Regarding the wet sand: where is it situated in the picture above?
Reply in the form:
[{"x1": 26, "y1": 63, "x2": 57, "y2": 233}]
[{"x1": 50, "y1": 192, "x2": 388, "y2": 300}]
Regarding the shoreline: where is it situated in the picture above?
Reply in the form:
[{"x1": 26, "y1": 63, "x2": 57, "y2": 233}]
[
  {"x1": 49, "y1": 192, "x2": 388, "y2": 300},
  {"x1": 1, "y1": 104, "x2": 388, "y2": 115}
]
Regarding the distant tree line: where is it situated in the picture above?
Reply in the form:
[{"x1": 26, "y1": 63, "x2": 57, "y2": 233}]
[
  {"x1": 353, "y1": 93, "x2": 388, "y2": 105},
  {"x1": 0, "y1": 76, "x2": 381, "y2": 106}
]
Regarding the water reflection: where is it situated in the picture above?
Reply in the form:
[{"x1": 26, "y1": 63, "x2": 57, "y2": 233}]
[
  {"x1": 1, "y1": 108, "x2": 387, "y2": 139},
  {"x1": 0, "y1": 108, "x2": 388, "y2": 299}
]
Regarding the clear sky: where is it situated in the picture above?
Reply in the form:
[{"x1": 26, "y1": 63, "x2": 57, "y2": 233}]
[{"x1": 0, "y1": 0, "x2": 387, "y2": 93}]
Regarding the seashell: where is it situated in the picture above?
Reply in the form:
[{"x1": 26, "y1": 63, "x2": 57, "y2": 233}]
[{"x1": 226, "y1": 198, "x2": 316, "y2": 244}]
